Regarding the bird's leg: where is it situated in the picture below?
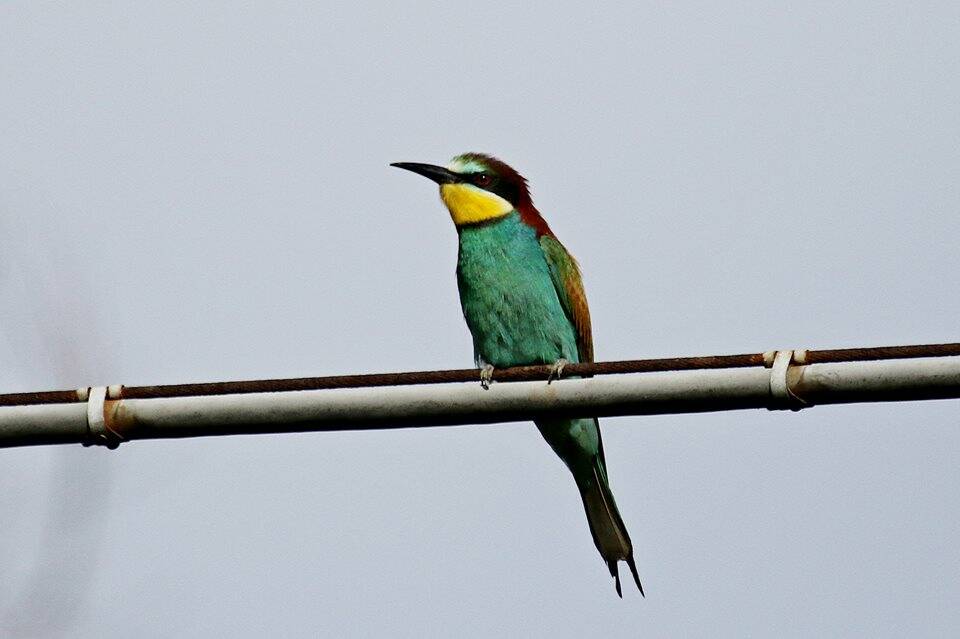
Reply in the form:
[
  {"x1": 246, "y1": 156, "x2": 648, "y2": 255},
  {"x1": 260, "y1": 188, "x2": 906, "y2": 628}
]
[
  {"x1": 479, "y1": 363, "x2": 495, "y2": 390},
  {"x1": 547, "y1": 358, "x2": 569, "y2": 384}
]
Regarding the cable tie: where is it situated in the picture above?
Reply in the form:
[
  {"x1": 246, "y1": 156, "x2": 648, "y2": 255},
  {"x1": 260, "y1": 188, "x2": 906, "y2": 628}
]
[
  {"x1": 83, "y1": 385, "x2": 126, "y2": 449},
  {"x1": 765, "y1": 350, "x2": 810, "y2": 411}
]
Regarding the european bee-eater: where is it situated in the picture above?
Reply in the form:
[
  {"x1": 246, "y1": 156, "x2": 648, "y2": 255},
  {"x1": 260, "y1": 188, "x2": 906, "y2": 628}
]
[{"x1": 392, "y1": 153, "x2": 643, "y2": 597}]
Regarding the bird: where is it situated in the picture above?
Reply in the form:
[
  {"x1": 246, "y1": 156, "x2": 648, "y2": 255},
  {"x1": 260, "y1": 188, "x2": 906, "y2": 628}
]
[{"x1": 391, "y1": 152, "x2": 643, "y2": 597}]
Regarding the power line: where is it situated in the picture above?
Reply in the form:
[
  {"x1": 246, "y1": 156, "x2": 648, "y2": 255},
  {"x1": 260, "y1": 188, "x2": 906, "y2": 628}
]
[
  {"x1": 3, "y1": 342, "x2": 959, "y2": 406},
  {"x1": 0, "y1": 342, "x2": 957, "y2": 449}
]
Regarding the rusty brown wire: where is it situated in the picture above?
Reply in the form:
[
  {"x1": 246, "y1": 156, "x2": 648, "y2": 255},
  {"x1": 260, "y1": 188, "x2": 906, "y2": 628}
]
[{"x1": 2, "y1": 342, "x2": 958, "y2": 407}]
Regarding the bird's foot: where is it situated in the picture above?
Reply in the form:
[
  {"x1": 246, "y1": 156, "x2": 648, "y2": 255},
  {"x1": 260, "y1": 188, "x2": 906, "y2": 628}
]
[
  {"x1": 479, "y1": 364, "x2": 495, "y2": 390},
  {"x1": 547, "y1": 358, "x2": 569, "y2": 384}
]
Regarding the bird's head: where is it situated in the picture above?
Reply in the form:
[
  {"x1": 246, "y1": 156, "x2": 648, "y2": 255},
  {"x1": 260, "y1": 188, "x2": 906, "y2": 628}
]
[{"x1": 392, "y1": 152, "x2": 533, "y2": 227}]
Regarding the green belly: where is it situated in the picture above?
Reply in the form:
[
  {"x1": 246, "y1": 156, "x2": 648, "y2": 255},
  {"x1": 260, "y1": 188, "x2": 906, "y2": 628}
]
[{"x1": 456, "y1": 213, "x2": 579, "y2": 368}]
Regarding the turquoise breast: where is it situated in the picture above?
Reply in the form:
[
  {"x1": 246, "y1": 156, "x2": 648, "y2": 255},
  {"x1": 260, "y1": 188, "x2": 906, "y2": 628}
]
[{"x1": 456, "y1": 212, "x2": 579, "y2": 368}]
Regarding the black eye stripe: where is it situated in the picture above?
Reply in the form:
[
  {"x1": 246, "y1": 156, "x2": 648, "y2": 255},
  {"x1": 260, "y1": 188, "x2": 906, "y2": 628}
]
[
  {"x1": 464, "y1": 171, "x2": 518, "y2": 205},
  {"x1": 467, "y1": 172, "x2": 492, "y2": 186}
]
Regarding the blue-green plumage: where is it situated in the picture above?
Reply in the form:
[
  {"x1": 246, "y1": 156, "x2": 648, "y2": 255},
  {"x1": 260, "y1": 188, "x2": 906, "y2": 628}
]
[
  {"x1": 456, "y1": 213, "x2": 603, "y2": 466},
  {"x1": 457, "y1": 212, "x2": 580, "y2": 368},
  {"x1": 391, "y1": 152, "x2": 642, "y2": 597}
]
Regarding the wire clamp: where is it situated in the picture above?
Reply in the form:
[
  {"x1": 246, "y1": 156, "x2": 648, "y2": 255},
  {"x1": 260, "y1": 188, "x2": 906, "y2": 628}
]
[
  {"x1": 83, "y1": 385, "x2": 127, "y2": 449},
  {"x1": 763, "y1": 350, "x2": 810, "y2": 411}
]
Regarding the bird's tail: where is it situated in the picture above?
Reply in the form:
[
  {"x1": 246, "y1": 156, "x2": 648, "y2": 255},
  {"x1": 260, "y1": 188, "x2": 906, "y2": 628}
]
[{"x1": 576, "y1": 461, "x2": 644, "y2": 598}]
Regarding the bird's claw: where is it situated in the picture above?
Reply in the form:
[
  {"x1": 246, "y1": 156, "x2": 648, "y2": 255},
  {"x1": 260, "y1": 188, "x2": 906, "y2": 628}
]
[
  {"x1": 547, "y1": 358, "x2": 569, "y2": 384},
  {"x1": 480, "y1": 364, "x2": 495, "y2": 390}
]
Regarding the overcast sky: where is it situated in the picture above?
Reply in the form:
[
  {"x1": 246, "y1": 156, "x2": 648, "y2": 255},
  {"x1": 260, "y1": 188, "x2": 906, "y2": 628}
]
[{"x1": 1, "y1": 2, "x2": 958, "y2": 637}]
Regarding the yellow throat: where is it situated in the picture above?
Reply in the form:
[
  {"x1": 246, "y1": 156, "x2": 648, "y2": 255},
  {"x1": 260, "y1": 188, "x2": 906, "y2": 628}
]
[{"x1": 439, "y1": 183, "x2": 514, "y2": 226}]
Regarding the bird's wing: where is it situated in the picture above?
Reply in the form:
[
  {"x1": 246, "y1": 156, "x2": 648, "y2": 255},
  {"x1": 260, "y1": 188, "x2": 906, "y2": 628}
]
[{"x1": 539, "y1": 235, "x2": 594, "y2": 363}]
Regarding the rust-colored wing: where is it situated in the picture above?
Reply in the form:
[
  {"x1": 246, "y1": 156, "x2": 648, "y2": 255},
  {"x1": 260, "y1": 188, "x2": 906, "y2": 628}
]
[{"x1": 539, "y1": 234, "x2": 594, "y2": 363}]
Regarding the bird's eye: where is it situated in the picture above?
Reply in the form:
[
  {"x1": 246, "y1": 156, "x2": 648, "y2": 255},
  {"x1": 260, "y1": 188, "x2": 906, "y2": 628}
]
[{"x1": 474, "y1": 173, "x2": 492, "y2": 187}]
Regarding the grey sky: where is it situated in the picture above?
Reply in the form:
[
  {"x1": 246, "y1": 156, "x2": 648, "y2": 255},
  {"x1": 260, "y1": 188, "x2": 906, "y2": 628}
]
[{"x1": 1, "y1": 2, "x2": 958, "y2": 637}]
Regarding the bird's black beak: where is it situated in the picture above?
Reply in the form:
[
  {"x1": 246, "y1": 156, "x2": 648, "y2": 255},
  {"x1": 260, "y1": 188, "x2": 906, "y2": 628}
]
[{"x1": 390, "y1": 162, "x2": 461, "y2": 185}]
